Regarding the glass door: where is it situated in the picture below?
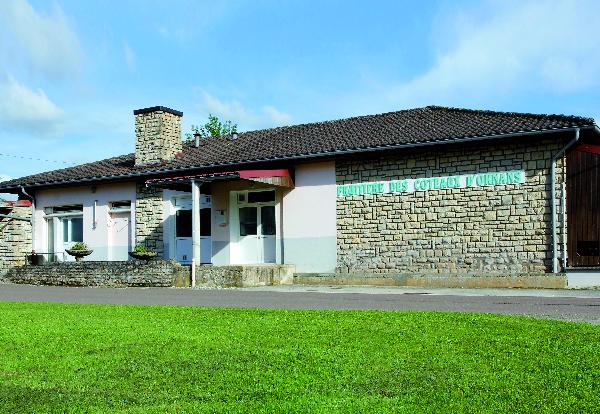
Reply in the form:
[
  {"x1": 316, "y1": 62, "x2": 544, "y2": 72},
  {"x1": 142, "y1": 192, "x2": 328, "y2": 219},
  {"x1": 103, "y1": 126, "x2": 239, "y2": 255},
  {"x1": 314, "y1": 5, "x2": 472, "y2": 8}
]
[
  {"x1": 237, "y1": 205, "x2": 276, "y2": 264},
  {"x1": 173, "y1": 195, "x2": 212, "y2": 264},
  {"x1": 238, "y1": 206, "x2": 259, "y2": 263},
  {"x1": 259, "y1": 205, "x2": 276, "y2": 263},
  {"x1": 61, "y1": 216, "x2": 83, "y2": 261},
  {"x1": 46, "y1": 218, "x2": 55, "y2": 262}
]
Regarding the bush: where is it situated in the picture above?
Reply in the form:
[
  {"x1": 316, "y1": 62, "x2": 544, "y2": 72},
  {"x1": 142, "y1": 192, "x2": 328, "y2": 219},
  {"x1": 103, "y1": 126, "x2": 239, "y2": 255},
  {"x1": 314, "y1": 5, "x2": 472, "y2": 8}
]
[
  {"x1": 70, "y1": 242, "x2": 89, "y2": 251},
  {"x1": 133, "y1": 245, "x2": 153, "y2": 254}
]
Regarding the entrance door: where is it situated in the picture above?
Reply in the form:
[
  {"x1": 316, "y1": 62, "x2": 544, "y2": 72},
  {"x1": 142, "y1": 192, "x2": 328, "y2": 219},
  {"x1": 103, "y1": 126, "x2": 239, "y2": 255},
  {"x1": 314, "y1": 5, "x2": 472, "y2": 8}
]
[
  {"x1": 174, "y1": 195, "x2": 212, "y2": 264},
  {"x1": 567, "y1": 147, "x2": 600, "y2": 266},
  {"x1": 237, "y1": 205, "x2": 276, "y2": 263},
  {"x1": 61, "y1": 216, "x2": 83, "y2": 261},
  {"x1": 109, "y1": 212, "x2": 131, "y2": 260}
]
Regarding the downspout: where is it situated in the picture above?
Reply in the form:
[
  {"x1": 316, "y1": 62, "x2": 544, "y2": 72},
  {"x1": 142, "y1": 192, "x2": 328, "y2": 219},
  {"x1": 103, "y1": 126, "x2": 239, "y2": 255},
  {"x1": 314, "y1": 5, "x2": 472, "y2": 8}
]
[
  {"x1": 562, "y1": 181, "x2": 567, "y2": 269},
  {"x1": 551, "y1": 128, "x2": 579, "y2": 273},
  {"x1": 20, "y1": 186, "x2": 35, "y2": 253}
]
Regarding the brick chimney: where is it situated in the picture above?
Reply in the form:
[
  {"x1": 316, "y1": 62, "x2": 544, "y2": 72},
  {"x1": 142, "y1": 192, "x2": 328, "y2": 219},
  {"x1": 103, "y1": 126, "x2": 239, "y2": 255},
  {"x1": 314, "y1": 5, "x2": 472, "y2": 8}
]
[{"x1": 134, "y1": 106, "x2": 183, "y2": 166}]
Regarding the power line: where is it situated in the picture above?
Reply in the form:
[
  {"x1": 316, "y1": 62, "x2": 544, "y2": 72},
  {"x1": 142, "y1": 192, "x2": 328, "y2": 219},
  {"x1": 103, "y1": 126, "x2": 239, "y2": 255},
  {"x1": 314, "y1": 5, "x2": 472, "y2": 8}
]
[{"x1": 0, "y1": 152, "x2": 76, "y2": 165}]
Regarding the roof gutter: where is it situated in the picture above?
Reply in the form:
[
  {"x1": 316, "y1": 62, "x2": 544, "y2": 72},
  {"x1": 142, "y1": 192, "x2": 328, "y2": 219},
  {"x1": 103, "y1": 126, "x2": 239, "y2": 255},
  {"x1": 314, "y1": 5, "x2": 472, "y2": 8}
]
[{"x1": 1, "y1": 125, "x2": 596, "y2": 192}]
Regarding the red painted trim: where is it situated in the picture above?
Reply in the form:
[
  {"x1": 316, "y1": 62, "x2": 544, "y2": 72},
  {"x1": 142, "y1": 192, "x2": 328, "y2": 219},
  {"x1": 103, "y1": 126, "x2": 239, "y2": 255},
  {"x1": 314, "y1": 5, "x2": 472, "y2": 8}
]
[
  {"x1": 576, "y1": 144, "x2": 600, "y2": 155},
  {"x1": 239, "y1": 169, "x2": 290, "y2": 179},
  {"x1": 16, "y1": 200, "x2": 32, "y2": 207}
]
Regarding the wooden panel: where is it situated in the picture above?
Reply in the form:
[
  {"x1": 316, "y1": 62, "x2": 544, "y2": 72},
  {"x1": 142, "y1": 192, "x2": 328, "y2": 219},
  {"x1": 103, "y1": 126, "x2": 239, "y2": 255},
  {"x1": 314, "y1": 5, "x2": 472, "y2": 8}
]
[{"x1": 567, "y1": 149, "x2": 600, "y2": 266}]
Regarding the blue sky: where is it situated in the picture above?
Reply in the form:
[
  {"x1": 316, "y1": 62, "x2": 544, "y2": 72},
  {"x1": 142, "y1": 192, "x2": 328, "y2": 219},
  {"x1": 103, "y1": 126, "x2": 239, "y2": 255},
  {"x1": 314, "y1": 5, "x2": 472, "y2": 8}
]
[{"x1": 1, "y1": 0, "x2": 599, "y2": 186}]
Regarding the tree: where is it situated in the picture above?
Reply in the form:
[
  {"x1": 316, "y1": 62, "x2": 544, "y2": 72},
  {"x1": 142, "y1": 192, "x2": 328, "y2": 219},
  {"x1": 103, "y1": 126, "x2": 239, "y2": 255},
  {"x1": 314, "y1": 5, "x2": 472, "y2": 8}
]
[{"x1": 186, "y1": 114, "x2": 237, "y2": 140}]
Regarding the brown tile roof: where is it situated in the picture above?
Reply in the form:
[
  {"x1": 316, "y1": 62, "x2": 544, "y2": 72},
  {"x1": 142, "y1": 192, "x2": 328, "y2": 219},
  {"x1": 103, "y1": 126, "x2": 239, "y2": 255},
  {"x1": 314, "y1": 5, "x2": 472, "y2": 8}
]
[{"x1": 0, "y1": 105, "x2": 596, "y2": 191}]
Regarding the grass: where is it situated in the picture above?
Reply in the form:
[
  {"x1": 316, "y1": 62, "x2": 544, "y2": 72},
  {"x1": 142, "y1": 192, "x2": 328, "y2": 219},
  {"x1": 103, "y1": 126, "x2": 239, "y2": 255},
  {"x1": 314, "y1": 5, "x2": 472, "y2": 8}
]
[{"x1": 0, "y1": 303, "x2": 598, "y2": 413}]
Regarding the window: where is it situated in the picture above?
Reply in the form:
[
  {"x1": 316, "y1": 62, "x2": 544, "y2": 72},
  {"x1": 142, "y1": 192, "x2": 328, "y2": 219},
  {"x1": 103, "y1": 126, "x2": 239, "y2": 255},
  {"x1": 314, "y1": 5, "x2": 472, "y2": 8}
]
[
  {"x1": 47, "y1": 205, "x2": 83, "y2": 214},
  {"x1": 239, "y1": 207, "x2": 257, "y2": 236},
  {"x1": 176, "y1": 210, "x2": 192, "y2": 238},
  {"x1": 260, "y1": 206, "x2": 276, "y2": 236},
  {"x1": 109, "y1": 201, "x2": 131, "y2": 212},
  {"x1": 175, "y1": 208, "x2": 211, "y2": 237},
  {"x1": 62, "y1": 217, "x2": 83, "y2": 243},
  {"x1": 200, "y1": 208, "x2": 211, "y2": 237},
  {"x1": 248, "y1": 190, "x2": 275, "y2": 203}
]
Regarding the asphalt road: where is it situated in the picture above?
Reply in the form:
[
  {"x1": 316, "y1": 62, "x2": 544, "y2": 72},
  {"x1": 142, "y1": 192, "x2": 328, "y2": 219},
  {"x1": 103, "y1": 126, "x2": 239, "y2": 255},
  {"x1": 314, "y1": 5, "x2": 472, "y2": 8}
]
[{"x1": 0, "y1": 283, "x2": 599, "y2": 324}]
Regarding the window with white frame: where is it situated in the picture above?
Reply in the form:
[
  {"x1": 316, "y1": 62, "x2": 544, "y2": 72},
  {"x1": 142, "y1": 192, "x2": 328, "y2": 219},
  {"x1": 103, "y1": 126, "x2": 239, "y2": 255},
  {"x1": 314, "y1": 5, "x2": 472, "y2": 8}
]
[{"x1": 62, "y1": 216, "x2": 83, "y2": 243}]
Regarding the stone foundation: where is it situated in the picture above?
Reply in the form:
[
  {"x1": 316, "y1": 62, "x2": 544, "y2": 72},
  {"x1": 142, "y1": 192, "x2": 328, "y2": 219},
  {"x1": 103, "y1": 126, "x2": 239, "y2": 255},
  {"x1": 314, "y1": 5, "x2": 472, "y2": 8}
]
[
  {"x1": 195, "y1": 264, "x2": 295, "y2": 288},
  {"x1": 2, "y1": 260, "x2": 190, "y2": 287},
  {"x1": 294, "y1": 272, "x2": 567, "y2": 289}
]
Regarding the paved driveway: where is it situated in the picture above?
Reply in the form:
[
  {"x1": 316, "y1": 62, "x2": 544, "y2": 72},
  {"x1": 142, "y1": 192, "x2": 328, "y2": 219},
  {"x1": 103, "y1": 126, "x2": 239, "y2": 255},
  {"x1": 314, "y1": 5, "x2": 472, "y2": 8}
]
[{"x1": 0, "y1": 283, "x2": 599, "y2": 324}]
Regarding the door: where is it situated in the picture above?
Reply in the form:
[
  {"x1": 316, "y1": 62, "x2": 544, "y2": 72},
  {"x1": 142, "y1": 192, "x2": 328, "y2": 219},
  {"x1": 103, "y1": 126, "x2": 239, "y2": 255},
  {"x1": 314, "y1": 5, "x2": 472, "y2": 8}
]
[
  {"x1": 61, "y1": 216, "x2": 83, "y2": 261},
  {"x1": 47, "y1": 218, "x2": 55, "y2": 262},
  {"x1": 175, "y1": 209, "x2": 193, "y2": 262},
  {"x1": 174, "y1": 196, "x2": 212, "y2": 264},
  {"x1": 109, "y1": 212, "x2": 131, "y2": 260},
  {"x1": 567, "y1": 148, "x2": 600, "y2": 266},
  {"x1": 238, "y1": 206, "x2": 259, "y2": 263},
  {"x1": 237, "y1": 205, "x2": 276, "y2": 263},
  {"x1": 260, "y1": 205, "x2": 276, "y2": 263}
]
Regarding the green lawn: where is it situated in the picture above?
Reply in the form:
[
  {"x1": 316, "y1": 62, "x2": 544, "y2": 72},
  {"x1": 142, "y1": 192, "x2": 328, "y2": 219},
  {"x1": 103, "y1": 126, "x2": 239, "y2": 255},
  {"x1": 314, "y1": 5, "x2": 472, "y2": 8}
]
[{"x1": 0, "y1": 303, "x2": 598, "y2": 413}]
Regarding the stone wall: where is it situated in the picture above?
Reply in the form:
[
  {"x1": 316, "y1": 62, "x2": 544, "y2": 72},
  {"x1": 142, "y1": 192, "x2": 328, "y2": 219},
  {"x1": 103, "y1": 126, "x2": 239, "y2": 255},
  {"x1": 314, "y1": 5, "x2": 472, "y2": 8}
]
[
  {"x1": 2, "y1": 260, "x2": 190, "y2": 287},
  {"x1": 135, "y1": 183, "x2": 164, "y2": 257},
  {"x1": 134, "y1": 109, "x2": 182, "y2": 166},
  {"x1": 195, "y1": 264, "x2": 295, "y2": 288},
  {"x1": 0, "y1": 205, "x2": 32, "y2": 277},
  {"x1": 336, "y1": 136, "x2": 568, "y2": 276}
]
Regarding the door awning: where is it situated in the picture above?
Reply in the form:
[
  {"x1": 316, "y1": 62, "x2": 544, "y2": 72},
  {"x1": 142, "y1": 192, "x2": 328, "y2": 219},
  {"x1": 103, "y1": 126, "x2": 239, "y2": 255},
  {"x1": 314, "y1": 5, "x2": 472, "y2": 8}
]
[{"x1": 145, "y1": 169, "x2": 294, "y2": 189}]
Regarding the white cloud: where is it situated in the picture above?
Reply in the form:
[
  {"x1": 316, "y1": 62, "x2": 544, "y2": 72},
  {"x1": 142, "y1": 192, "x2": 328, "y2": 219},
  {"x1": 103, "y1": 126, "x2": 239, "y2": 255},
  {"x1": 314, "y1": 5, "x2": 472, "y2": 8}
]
[
  {"x1": 123, "y1": 42, "x2": 136, "y2": 72},
  {"x1": 0, "y1": 175, "x2": 11, "y2": 183},
  {"x1": 0, "y1": 77, "x2": 63, "y2": 134},
  {"x1": 0, "y1": 0, "x2": 83, "y2": 78},
  {"x1": 262, "y1": 106, "x2": 292, "y2": 125},
  {"x1": 385, "y1": 0, "x2": 600, "y2": 107},
  {"x1": 196, "y1": 91, "x2": 292, "y2": 130}
]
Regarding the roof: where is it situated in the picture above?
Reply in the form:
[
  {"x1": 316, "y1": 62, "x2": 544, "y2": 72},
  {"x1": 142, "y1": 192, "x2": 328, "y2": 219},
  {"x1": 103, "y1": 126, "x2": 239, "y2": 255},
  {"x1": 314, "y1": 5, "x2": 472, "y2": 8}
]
[{"x1": 0, "y1": 105, "x2": 596, "y2": 191}]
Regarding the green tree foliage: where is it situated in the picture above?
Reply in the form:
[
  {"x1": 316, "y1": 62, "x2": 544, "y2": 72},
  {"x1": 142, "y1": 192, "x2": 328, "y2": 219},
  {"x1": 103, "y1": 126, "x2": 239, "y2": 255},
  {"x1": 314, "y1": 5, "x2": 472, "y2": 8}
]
[{"x1": 186, "y1": 114, "x2": 237, "y2": 140}]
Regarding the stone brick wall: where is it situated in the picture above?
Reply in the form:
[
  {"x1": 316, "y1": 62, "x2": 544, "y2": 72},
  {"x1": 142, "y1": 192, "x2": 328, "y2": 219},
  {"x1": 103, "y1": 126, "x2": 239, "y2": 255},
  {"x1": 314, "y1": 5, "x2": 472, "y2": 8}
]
[
  {"x1": 135, "y1": 183, "x2": 164, "y2": 256},
  {"x1": 336, "y1": 136, "x2": 568, "y2": 276},
  {"x1": 195, "y1": 264, "x2": 295, "y2": 287},
  {"x1": 135, "y1": 109, "x2": 182, "y2": 166},
  {"x1": 0, "y1": 206, "x2": 32, "y2": 276},
  {"x1": 2, "y1": 260, "x2": 190, "y2": 287}
]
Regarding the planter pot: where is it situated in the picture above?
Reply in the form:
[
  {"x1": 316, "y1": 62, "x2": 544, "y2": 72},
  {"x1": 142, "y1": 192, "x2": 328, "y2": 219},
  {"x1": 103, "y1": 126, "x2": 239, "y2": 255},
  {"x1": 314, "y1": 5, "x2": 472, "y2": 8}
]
[
  {"x1": 65, "y1": 249, "x2": 93, "y2": 262},
  {"x1": 27, "y1": 254, "x2": 44, "y2": 266},
  {"x1": 128, "y1": 251, "x2": 157, "y2": 261}
]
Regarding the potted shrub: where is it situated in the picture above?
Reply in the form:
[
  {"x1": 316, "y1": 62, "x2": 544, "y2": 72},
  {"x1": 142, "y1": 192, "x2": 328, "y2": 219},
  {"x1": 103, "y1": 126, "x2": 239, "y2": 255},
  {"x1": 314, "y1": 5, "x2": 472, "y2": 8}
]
[
  {"x1": 65, "y1": 242, "x2": 93, "y2": 262},
  {"x1": 129, "y1": 245, "x2": 157, "y2": 261}
]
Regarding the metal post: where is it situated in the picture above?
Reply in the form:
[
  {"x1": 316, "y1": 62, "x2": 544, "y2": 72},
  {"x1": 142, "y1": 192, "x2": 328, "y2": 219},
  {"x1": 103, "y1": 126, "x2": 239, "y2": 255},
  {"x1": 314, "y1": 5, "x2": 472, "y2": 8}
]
[{"x1": 191, "y1": 179, "x2": 201, "y2": 277}]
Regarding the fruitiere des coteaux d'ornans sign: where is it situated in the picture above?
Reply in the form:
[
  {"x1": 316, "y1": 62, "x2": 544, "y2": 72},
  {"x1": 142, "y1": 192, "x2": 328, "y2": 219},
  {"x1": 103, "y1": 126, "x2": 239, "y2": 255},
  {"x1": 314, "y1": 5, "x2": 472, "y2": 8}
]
[{"x1": 336, "y1": 170, "x2": 525, "y2": 197}]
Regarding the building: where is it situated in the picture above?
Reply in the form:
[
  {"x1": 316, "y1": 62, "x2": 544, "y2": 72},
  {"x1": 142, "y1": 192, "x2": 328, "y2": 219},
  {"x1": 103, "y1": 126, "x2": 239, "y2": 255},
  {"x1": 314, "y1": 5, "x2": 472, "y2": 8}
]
[{"x1": 1, "y1": 105, "x2": 599, "y2": 288}]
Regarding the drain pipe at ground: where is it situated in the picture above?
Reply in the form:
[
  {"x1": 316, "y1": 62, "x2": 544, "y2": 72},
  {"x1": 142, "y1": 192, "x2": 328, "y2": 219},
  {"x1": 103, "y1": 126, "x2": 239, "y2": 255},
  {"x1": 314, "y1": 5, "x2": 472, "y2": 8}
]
[{"x1": 551, "y1": 128, "x2": 579, "y2": 273}]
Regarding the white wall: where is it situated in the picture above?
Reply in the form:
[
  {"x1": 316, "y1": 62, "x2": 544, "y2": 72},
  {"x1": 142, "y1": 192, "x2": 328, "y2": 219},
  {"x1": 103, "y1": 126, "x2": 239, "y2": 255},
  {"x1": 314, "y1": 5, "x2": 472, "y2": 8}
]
[
  {"x1": 34, "y1": 182, "x2": 136, "y2": 261},
  {"x1": 283, "y1": 161, "x2": 337, "y2": 273}
]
